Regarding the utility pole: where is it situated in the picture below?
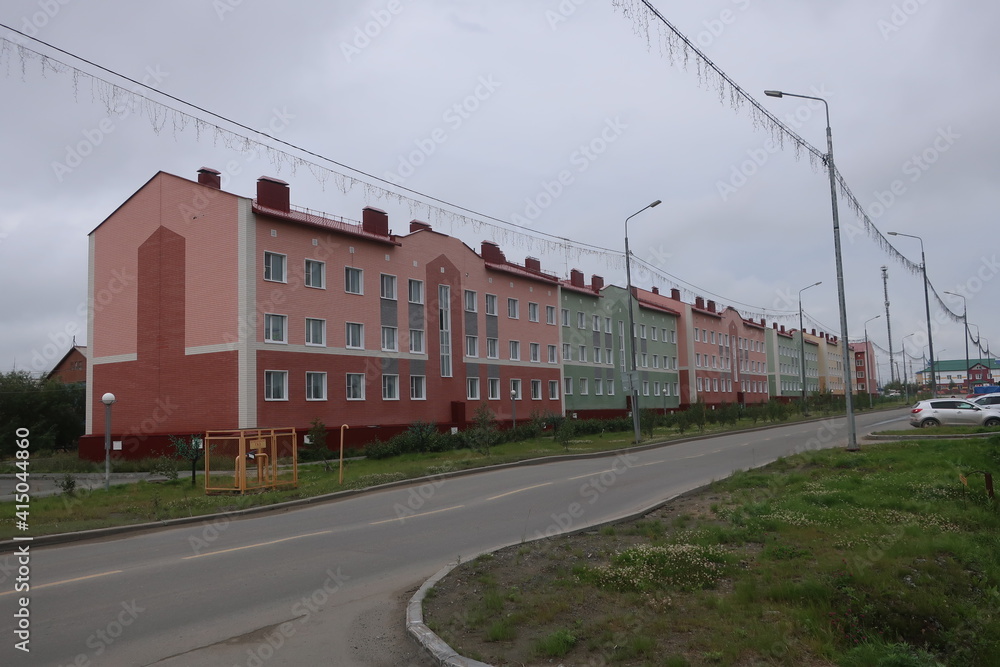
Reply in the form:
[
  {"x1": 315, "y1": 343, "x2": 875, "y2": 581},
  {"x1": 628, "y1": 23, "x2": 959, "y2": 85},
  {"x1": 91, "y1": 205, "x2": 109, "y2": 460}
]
[{"x1": 881, "y1": 266, "x2": 895, "y2": 385}]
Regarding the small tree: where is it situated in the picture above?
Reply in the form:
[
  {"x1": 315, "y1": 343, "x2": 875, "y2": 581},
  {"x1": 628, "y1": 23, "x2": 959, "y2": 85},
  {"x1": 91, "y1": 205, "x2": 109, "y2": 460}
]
[
  {"x1": 467, "y1": 404, "x2": 499, "y2": 457},
  {"x1": 307, "y1": 418, "x2": 331, "y2": 470},
  {"x1": 170, "y1": 435, "x2": 205, "y2": 487},
  {"x1": 555, "y1": 418, "x2": 576, "y2": 452}
]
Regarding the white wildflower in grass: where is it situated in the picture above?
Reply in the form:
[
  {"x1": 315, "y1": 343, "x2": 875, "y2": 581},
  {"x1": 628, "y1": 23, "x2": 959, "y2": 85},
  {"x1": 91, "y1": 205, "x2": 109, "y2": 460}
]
[{"x1": 598, "y1": 543, "x2": 731, "y2": 592}]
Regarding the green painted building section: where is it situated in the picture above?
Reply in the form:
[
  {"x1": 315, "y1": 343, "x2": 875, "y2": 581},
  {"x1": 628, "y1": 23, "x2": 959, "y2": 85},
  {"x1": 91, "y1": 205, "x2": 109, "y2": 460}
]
[
  {"x1": 766, "y1": 327, "x2": 820, "y2": 399},
  {"x1": 560, "y1": 282, "x2": 679, "y2": 416}
]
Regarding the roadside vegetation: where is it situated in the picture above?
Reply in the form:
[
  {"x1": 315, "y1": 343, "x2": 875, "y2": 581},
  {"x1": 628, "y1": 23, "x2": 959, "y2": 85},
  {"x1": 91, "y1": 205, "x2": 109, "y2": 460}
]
[
  {"x1": 0, "y1": 397, "x2": 911, "y2": 540},
  {"x1": 423, "y1": 435, "x2": 1000, "y2": 666}
]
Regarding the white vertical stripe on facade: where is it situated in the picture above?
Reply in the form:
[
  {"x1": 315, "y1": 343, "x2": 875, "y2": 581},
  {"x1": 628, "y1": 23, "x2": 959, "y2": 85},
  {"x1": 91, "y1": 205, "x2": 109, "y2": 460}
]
[
  {"x1": 238, "y1": 197, "x2": 257, "y2": 428},
  {"x1": 85, "y1": 234, "x2": 96, "y2": 434}
]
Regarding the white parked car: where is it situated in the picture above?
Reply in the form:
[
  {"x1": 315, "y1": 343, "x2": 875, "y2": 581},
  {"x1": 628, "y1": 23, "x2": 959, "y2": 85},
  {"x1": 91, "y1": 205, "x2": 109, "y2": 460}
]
[
  {"x1": 908, "y1": 399, "x2": 1000, "y2": 428},
  {"x1": 971, "y1": 393, "x2": 1000, "y2": 411}
]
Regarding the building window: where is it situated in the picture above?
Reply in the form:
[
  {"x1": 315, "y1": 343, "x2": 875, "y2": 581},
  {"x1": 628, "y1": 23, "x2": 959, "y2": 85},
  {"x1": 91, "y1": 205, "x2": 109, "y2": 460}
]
[
  {"x1": 465, "y1": 290, "x2": 477, "y2": 312},
  {"x1": 593, "y1": 315, "x2": 601, "y2": 331},
  {"x1": 509, "y1": 340, "x2": 521, "y2": 361},
  {"x1": 546, "y1": 305, "x2": 556, "y2": 325},
  {"x1": 595, "y1": 378, "x2": 603, "y2": 395},
  {"x1": 487, "y1": 337, "x2": 499, "y2": 359},
  {"x1": 346, "y1": 373, "x2": 365, "y2": 400},
  {"x1": 561, "y1": 308, "x2": 570, "y2": 326},
  {"x1": 408, "y1": 279, "x2": 424, "y2": 304},
  {"x1": 562, "y1": 343, "x2": 572, "y2": 361},
  {"x1": 579, "y1": 345, "x2": 587, "y2": 363},
  {"x1": 608, "y1": 380, "x2": 615, "y2": 396},
  {"x1": 264, "y1": 314, "x2": 287, "y2": 344},
  {"x1": 304, "y1": 259, "x2": 324, "y2": 288},
  {"x1": 697, "y1": 377, "x2": 703, "y2": 392},
  {"x1": 605, "y1": 317, "x2": 612, "y2": 334},
  {"x1": 487, "y1": 377, "x2": 500, "y2": 400},
  {"x1": 306, "y1": 372, "x2": 327, "y2": 401},
  {"x1": 346, "y1": 322, "x2": 364, "y2": 349},
  {"x1": 345, "y1": 267, "x2": 363, "y2": 294},
  {"x1": 409, "y1": 329, "x2": 424, "y2": 354},
  {"x1": 410, "y1": 375, "x2": 426, "y2": 400},
  {"x1": 530, "y1": 342, "x2": 540, "y2": 363},
  {"x1": 380, "y1": 274, "x2": 397, "y2": 300},
  {"x1": 531, "y1": 379, "x2": 542, "y2": 400},
  {"x1": 641, "y1": 353, "x2": 648, "y2": 368},
  {"x1": 305, "y1": 318, "x2": 325, "y2": 346},
  {"x1": 439, "y1": 285, "x2": 452, "y2": 377},
  {"x1": 264, "y1": 370, "x2": 287, "y2": 400},
  {"x1": 547, "y1": 345, "x2": 557, "y2": 364},
  {"x1": 564, "y1": 377, "x2": 574, "y2": 395},
  {"x1": 466, "y1": 335, "x2": 479, "y2": 358},
  {"x1": 594, "y1": 347, "x2": 602, "y2": 364},
  {"x1": 529, "y1": 302, "x2": 539, "y2": 322},
  {"x1": 264, "y1": 252, "x2": 286, "y2": 283},
  {"x1": 382, "y1": 374, "x2": 399, "y2": 400},
  {"x1": 577, "y1": 312, "x2": 585, "y2": 329},
  {"x1": 606, "y1": 348, "x2": 613, "y2": 365},
  {"x1": 651, "y1": 328, "x2": 658, "y2": 341},
  {"x1": 486, "y1": 294, "x2": 498, "y2": 316},
  {"x1": 511, "y1": 378, "x2": 522, "y2": 400},
  {"x1": 652, "y1": 355, "x2": 659, "y2": 368},
  {"x1": 381, "y1": 326, "x2": 398, "y2": 352},
  {"x1": 579, "y1": 377, "x2": 588, "y2": 395},
  {"x1": 653, "y1": 381, "x2": 660, "y2": 396},
  {"x1": 467, "y1": 377, "x2": 480, "y2": 400},
  {"x1": 508, "y1": 298, "x2": 519, "y2": 319}
]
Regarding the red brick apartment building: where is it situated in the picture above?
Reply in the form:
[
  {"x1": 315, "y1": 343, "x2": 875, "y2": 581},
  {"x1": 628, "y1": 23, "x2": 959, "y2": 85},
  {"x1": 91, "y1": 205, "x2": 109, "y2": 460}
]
[{"x1": 81, "y1": 169, "x2": 562, "y2": 459}]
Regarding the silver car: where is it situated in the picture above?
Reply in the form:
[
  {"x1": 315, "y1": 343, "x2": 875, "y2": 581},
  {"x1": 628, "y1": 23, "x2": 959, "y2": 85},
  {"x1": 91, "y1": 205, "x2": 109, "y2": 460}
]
[
  {"x1": 908, "y1": 399, "x2": 1000, "y2": 428},
  {"x1": 971, "y1": 393, "x2": 1000, "y2": 411}
]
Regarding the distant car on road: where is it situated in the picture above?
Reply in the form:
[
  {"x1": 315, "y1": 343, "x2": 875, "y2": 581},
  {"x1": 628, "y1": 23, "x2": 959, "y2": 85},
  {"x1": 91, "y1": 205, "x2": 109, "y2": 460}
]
[{"x1": 908, "y1": 399, "x2": 1000, "y2": 428}]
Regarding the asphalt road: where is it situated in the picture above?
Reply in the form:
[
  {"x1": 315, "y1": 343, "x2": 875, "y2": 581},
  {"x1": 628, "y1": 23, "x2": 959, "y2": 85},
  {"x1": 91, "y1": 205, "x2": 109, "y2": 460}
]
[{"x1": 1, "y1": 410, "x2": 907, "y2": 666}]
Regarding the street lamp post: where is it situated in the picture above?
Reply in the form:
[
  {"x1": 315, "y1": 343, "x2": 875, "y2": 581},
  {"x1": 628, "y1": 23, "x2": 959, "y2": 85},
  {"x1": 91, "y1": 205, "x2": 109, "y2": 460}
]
[
  {"x1": 863, "y1": 315, "x2": 881, "y2": 408},
  {"x1": 624, "y1": 199, "x2": 661, "y2": 444},
  {"x1": 798, "y1": 281, "x2": 822, "y2": 414},
  {"x1": 944, "y1": 291, "x2": 969, "y2": 393},
  {"x1": 888, "y1": 232, "x2": 935, "y2": 398},
  {"x1": 902, "y1": 333, "x2": 916, "y2": 403},
  {"x1": 765, "y1": 89, "x2": 857, "y2": 450},
  {"x1": 101, "y1": 392, "x2": 117, "y2": 492}
]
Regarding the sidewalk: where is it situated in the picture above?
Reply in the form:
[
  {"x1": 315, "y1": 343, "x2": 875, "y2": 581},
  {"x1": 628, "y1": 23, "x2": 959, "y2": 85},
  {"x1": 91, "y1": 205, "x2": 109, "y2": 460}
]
[{"x1": 0, "y1": 471, "x2": 183, "y2": 502}]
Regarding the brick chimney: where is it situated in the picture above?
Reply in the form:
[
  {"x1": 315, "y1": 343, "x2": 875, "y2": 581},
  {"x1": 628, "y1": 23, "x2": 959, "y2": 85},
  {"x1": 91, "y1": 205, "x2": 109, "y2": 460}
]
[
  {"x1": 695, "y1": 296, "x2": 705, "y2": 309},
  {"x1": 707, "y1": 300, "x2": 716, "y2": 312},
  {"x1": 481, "y1": 241, "x2": 506, "y2": 264},
  {"x1": 570, "y1": 269, "x2": 585, "y2": 287},
  {"x1": 256, "y1": 176, "x2": 289, "y2": 212},
  {"x1": 780, "y1": 325, "x2": 785, "y2": 332},
  {"x1": 671, "y1": 288, "x2": 680, "y2": 300},
  {"x1": 811, "y1": 329, "x2": 817, "y2": 336},
  {"x1": 525, "y1": 257, "x2": 541, "y2": 272},
  {"x1": 773, "y1": 322, "x2": 778, "y2": 329},
  {"x1": 409, "y1": 220, "x2": 431, "y2": 233},
  {"x1": 592, "y1": 275, "x2": 605, "y2": 291},
  {"x1": 362, "y1": 207, "x2": 389, "y2": 236},
  {"x1": 198, "y1": 167, "x2": 221, "y2": 189},
  {"x1": 760, "y1": 318, "x2": 766, "y2": 326},
  {"x1": 651, "y1": 286, "x2": 658, "y2": 295}
]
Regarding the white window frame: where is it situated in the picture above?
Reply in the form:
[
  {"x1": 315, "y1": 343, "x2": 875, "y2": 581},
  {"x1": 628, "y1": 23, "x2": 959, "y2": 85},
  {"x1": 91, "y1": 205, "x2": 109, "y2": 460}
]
[
  {"x1": 531, "y1": 379, "x2": 542, "y2": 400},
  {"x1": 465, "y1": 289, "x2": 477, "y2": 313},
  {"x1": 487, "y1": 377, "x2": 500, "y2": 400},
  {"x1": 264, "y1": 314, "x2": 287, "y2": 344},
  {"x1": 485, "y1": 293, "x2": 498, "y2": 316},
  {"x1": 381, "y1": 326, "x2": 398, "y2": 352},
  {"x1": 345, "y1": 322, "x2": 365, "y2": 349},
  {"x1": 549, "y1": 380, "x2": 559, "y2": 400},
  {"x1": 564, "y1": 377, "x2": 574, "y2": 395},
  {"x1": 382, "y1": 374, "x2": 400, "y2": 400},
  {"x1": 547, "y1": 344, "x2": 557, "y2": 364},
  {"x1": 263, "y1": 252, "x2": 286, "y2": 283},
  {"x1": 306, "y1": 372, "x2": 327, "y2": 401},
  {"x1": 409, "y1": 329, "x2": 425, "y2": 354},
  {"x1": 466, "y1": 335, "x2": 479, "y2": 358},
  {"x1": 509, "y1": 340, "x2": 521, "y2": 361},
  {"x1": 487, "y1": 337, "x2": 499, "y2": 359},
  {"x1": 304, "y1": 259, "x2": 325, "y2": 289},
  {"x1": 305, "y1": 318, "x2": 326, "y2": 347},
  {"x1": 510, "y1": 378, "x2": 522, "y2": 400},
  {"x1": 408, "y1": 279, "x2": 424, "y2": 304},
  {"x1": 410, "y1": 375, "x2": 426, "y2": 400},
  {"x1": 346, "y1": 373, "x2": 366, "y2": 400},
  {"x1": 345, "y1": 267, "x2": 363, "y2": 295},
  {"x1": 508, "y1": 297, "x2": 519, "y2": 319},
  {"x1": 380, "y1": 274, "x2": 397, "y2": 300},
  {"x1": 546, "y1": 305, "x2": 557, "y2": 325},
  {"x1": 467, "y1": 377, "x2": 480, "y2": 400},
  {"x1": 264, "y1": 370, "x2": 288, "y2": 401},
  {"x1": 530, "y1": 342, "x2": 540, "y2": 363},
  {"x1": 528, "y1": 302, "x2": 539, "y2": 322}
]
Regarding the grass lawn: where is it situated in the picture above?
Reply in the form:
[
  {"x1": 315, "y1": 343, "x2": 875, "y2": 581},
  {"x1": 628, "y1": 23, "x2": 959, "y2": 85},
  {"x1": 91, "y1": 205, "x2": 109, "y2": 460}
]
[{"x1": 423, "y1": 435, "x2": 1000, "y2": 666}]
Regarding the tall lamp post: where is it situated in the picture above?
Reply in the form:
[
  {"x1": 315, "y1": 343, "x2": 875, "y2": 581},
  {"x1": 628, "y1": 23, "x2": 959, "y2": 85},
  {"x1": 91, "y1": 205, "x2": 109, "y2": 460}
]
[
  {"x1": 624, "y1": 199, "x2": 662, "y2": 444},
  {"x1": 944, "y1": 291, "x2": 969, "y2": 393},
  {"x1": 863, "y1": 315, "x2": 881, "y2": 408},
  {"x1": 510, "y1": 388, "x2": 517, "y2": 429},
  {"x1": 765, "y1": 89, "x2": 857, "y2": 450},
  {"x1": 887, "y1": 231, "x2": 935, "y2": 398},
  {"x1": 101, "y1": 392, "x2": 117, "y2": 492},
  {"x1": 798, "y1": 281, "x2": 822, "y2": 414},
  {"x1": 902, "y1": 333, "x2": 916, "y2": 403}
]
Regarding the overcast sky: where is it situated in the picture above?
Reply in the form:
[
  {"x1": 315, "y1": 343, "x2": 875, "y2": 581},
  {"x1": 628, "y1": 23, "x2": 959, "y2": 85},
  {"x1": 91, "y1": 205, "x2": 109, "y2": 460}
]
[{"x1": 1, "y1": 0, "x2": 997, "y2": 386}]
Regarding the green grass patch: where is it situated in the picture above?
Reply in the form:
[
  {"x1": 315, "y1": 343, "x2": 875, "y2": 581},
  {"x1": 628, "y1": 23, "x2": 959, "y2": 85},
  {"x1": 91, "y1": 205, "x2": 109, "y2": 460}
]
[{"x1": 424, "y1": 434, "x2": 1000, "y2": 666}]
